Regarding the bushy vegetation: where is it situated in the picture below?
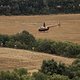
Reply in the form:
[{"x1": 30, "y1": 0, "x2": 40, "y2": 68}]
[
  {"x1": 0, "y1": 0, "x2": 80, "y2": 15},
  {"x1": 0, "y1": 68, "x2": 28, "y2": 80},
  {"x1": 40, "y1": 59, "x2": 67, "y2": 75},
  {"x1": 0, "y1": 69, "x2": 70, "y2": 80},
  {"x1": 35, "y1": 39, "x2": 80, "y2": 58},
  {"x1": 0, "y1": 31, "x2": 80, "y2": 58},
  {"x1": 0, "y1": 30, "x2": 36, "y2": 50},
  {"x1": 48, "y1": 74, "x2": 70, "y2": 80},
  {"x1": 0, "y1": 59, "x2": 80, "y2": 80},
  {"x1": 40, "y1": 59, "x2": 80, "y2": 80}
]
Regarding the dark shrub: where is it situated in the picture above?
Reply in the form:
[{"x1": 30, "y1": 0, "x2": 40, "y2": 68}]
[
  {"x1": 32, "y1": 72, "x2": 47, "y2": 80},
  {"x1": 5, "y1": 39, "x2": 15, "y2": 48},
  {"x1": 41, "y1": 59, "x2": 69, "y2": 76},
  {"x1": 41, "y1": 59, "x2": 58, "y2": 75},
  {"x1": 0, "y1": 71, "x2": 20, "y2": 80},
  {"x1": 12, "y1": 30, "x2": 36, "y2": 50},
  {"x1": 48, "y1": 74, "x2": 70, "y2": 80},
  {"x1": 0, "y1": 34, "x2": 9, "y2": 47},
  {"x1": 14, "y1": 68, "x2": 28, "y2": 76},
  {"x1": 35, "y1": 40, "x2": 80, "y2": 58},
  {"x1": 57, "y1": 62, "x2": 67, "y2": 75},
  {"x1": 35, "y1": 39, "x2": 56, "y2": 54}
]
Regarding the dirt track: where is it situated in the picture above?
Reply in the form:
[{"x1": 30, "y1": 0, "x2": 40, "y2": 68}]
[
  {"x1": 0, "y1": 48, "x2": 75, "y2": 72},
  {"x1": 0, "y1": 14, "x2": 80, "y2": 43}
]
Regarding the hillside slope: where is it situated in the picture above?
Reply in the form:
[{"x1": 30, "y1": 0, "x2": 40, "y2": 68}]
[{"x1": 0, "y1": 47, "x2": 75, "y2": 73}]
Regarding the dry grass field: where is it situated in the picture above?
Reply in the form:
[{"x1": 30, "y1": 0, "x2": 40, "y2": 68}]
[
  {"x1": 0, "y1": 14, "x2": 79, "y2": 73},
  {"x1": 0, "y1": 14, "x2": 80, "y2": 43},
  {"x1": 0, "y1": 47, "x2": 75, "y2": 73}
]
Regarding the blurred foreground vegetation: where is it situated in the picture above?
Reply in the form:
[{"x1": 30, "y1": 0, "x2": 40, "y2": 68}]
[{"x1": 0, "y1": 59, "x2": 80, "y2": 80}]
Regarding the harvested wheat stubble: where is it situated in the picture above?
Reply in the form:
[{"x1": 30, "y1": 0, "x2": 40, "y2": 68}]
[
  {"x1": 0, "y1": 14, "x2": 80, "y2": 43},
  {"x1": 0, "y1": 47, "x2": 75, "y2": 73}
]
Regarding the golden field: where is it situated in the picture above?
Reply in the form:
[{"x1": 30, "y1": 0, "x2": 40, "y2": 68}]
[
  {"x1": 0, "y1": 48, "x2": 75, "y2": 72},
  {"x1": 0, "y1": 14, "x2": 80, "y2": 43}
]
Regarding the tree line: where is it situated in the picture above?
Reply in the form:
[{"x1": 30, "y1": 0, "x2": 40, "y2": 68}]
[
  {"x1": 0, "y1": 0, "x2": 80, "y2": 15},
  {"x1": 0, "y1": 30, "x2": 80, "y2": 58}
]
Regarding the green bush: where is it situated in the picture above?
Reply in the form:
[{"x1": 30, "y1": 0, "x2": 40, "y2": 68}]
[
  {"x1": 14, "y1": 68, "x2": 28, "y2": 76},
  {"x1": 0, "y1": 71, "x2": 20, "y2": 80},
  {"x1": 14, "y1": 41, "x2": 28, "y2": 49},
  {"x1": 0, "y1": 30, "x2": 36, "y2": 50},
  {"x1": 11, "y1": 30, "x2": 36, "y2": 50},
  {"x1": 48, "y1": 74, "x2": 70, "y2": 80},
  {"x1": 32, "y1": 72, "x2": 47, "y2": 80},
  {"x1": 69, "y1": 59, "x2": 80, "y2": 78},
  {"x1": 34, "y1": 40, "x2": 80, "y2": 58},
  {"x1": 0, "y1": 34, "x2": 9, "y2": 47},
  {"x1": 5, "y1": 39, "x2": 15, "y2": 48},
  {"x1": 0, "y1": 68, "x2": 28, "y2": 80},
  {"x1": 35, "y1": 39, "x2": 56, "y2": 54},
  {"x1": 72, "y1": 76, "x2": 80, "y2": 80},
  {"x1": 40, "y1": 59, "x2": 80, "y2": 79},
  {"x1": 57, "y1": 62, "x2": 67, "y2": 75},
  {"x1": 50, "y1": 41, "x2": 80, "y2": 57},
  {"x1": 40, "y1": 59, "x2": 67, "y2": 75}
]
